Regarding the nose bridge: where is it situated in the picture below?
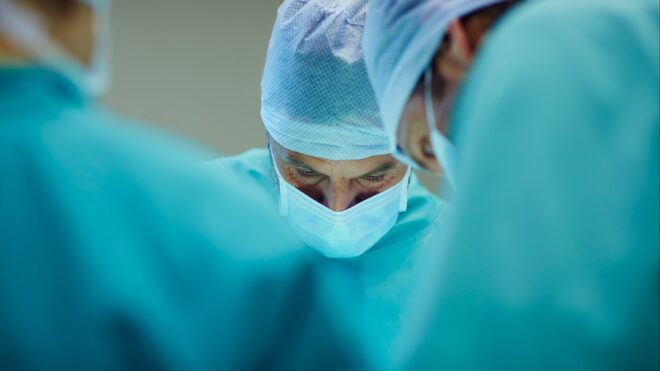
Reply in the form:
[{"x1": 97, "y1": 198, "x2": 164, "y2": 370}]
[{"x1": 325, "y1": 178, "x2": 356, "y2": 212}]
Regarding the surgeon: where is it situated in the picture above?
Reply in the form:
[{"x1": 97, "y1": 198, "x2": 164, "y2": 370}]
[
  {"x1": 364, "y1": 0, "x2": 518, "y2": 187},
  {"x1": 363, "y1": 0, "x2": 659, "y2": 369},
  {"x1": 205, "y1": 0, "x2": 445, "y2": 364},
  {"x1": 0, "y1": 0, "x2": 373, "y2": 369}
]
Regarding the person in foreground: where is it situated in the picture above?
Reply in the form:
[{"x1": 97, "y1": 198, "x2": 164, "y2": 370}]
[
  {"x1": 0, "y1": 0, "x2": 372, "y2": 369},
  {"x1": 205, "y1": 0, "x2": 445, "y2": 366},
  {"x1": 363, "y1": 0, "x2": 659, "y2": 369}
]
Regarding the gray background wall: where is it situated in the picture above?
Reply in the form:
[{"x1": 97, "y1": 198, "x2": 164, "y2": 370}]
[
  {"x1": 105, "y1": 0, "x2": 438, "y2": 190},
  {"x1": 105, "y1": 0, "x2": 277, "y2": 155}
]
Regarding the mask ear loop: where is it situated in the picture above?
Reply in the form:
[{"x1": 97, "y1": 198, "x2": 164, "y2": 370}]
[
  {"x1": 424, "y1": 67, "x2": 437, "y2": 137},
  {"x1": 424, "y1": 66, "x2": 458, "y2": 188},
  {"x1": 398, "y1": 166, "x2": 413, "y2": 212},
  {"x1": 270, "y1": 153, "x2": 289, "y2": 216},
  {"x1": 85, "y1": 0, "x2": 111, "y2": 95}
]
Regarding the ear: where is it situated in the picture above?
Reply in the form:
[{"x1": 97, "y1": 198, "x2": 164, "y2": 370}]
[{"x1": 445, "y1": 20, "x2": 474, "y2": 66}]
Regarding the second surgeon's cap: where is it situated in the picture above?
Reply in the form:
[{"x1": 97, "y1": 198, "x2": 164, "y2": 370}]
[
  {"x1": 261, "y1": 0, "x2": 390, "y2": 160},
  {"x1": 363, "y1": 0, "x2": 507, "y2": 150}
]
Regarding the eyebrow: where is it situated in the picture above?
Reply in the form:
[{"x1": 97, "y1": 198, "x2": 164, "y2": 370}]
[
  {"x1": 284, "y1": 157, "x2": 318, "y2": 172},
  {"x1": 359, "y1": 162, "x2": 397, "y2": 178},
  {"x1": 285, "y1": 157, "x2": 397, "y2": 178}
]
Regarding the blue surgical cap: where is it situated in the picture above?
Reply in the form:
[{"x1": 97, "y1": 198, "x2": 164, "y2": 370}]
[
  {"x1": 261, "y1": 0, "x2": 391, "y2": 160},
  {"x1": 363, "y1": 0, "x2": 507, "y2": 150}
]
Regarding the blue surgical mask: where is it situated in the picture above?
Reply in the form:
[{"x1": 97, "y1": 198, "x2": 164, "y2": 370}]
[
  {"x1": 0, "y1": 0, "x2": 111, "y2": 97},
  {"x1": 424, "y1": 67, "x2": 458, "y2": 187},
  {"x1": 272, "y1": 155, "x2": 412, "y2": 258}
]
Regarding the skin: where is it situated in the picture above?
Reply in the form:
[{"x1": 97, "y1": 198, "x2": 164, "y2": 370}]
[
  {"x1": 0, "y1": 0, "x2": 94, "y2": 66},
  {"x1": 397, "y1": 16, "x2": 498, "y2": 173},
  {"x1": 269, "y1": 137, "x2": 409, "y2": 212}
]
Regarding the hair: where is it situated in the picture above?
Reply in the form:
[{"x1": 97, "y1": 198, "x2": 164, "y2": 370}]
[
  {"x1": 426, "y1": 1, "x2": 519, "y2": 102},
  {"x1": 437, "y1": 1, "x2": 519, "y2": 56},
  {"x1": 462, "y1": 1, "x2": 519, "y2": 28},
  {"x1": 28, "y1": 0, "x2": 78, "y2": 14}
]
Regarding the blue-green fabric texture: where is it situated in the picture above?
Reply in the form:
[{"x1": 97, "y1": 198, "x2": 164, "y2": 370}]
[
  {"x1": 405, "y1": 0, "x2": 659, "y2": 369},
  {"x1": 0, "y1": 66, "x2": 372, "y2": 371},
  {"x1": 206, "y1": 148, "x2": 447, "y2": 367}
]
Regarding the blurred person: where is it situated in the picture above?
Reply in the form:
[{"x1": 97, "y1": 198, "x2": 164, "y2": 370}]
[
  {"x1": 0, "y1": 0, "x2": 373, "y2": 369},
  {"x1": 205, "y1": 0, "x2": 446, "y2": 366},
  {"x1": 363, "y1": 0, "x2": 659, "y2": 369},
  {"x1": 365, "y1": 0, "x2": 519, "y2": 187}
]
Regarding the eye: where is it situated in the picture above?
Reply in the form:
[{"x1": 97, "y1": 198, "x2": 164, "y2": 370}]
[
  {"x1": 362, "y1": 173, "x2": 386, "y2": 183},
  {"x1": 296, "y1": 168, "x2": 321, "y2": 178}
]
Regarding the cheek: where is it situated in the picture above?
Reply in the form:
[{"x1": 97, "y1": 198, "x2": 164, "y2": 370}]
[
  {"x1": 401, "y1": 93, "x2": 427, "y2": 130},
  {"x1": 399, "y1": 93, "x2": 431, "y2": 159},
  {"x1": 435, "y1": 83, "x2": 461, "y2": 135},
  {"x1": 374, "y1": 175, "x2": 400, "y2": 192}
]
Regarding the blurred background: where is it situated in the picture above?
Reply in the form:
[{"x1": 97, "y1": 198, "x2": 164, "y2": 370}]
[
  {"x1": 105, "y1": 0, "x2": 275, "y2": 155},
  {"x1": 105, "y1": 0, "x2": 438, "y2": 190}
]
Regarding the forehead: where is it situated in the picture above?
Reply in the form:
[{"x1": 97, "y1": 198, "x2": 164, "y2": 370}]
[{"x1": 270, "y1": 138, "x2": 397, "y2": 178}]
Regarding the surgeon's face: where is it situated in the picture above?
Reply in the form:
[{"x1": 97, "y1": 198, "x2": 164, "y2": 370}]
[
  {"x1": 396, "y1": 52, "x2": 464, "y2": 174},
  {"x1": 269, "y1": 138, "x2": 409, "y2": 212},
  {"x1": 395, "y1": 19, "x2": 487, "y2": 174}
]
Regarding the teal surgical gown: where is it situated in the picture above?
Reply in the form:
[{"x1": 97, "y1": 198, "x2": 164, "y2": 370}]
[
  {"x1": 205, "y1": 148, "x2": 447, "y2": 368},
  {"x1": 0, "y1": 66, "x2": 372, "y2": 370},
  {"x1": 406, "y1": 0, "x2": 659, "y2": 369}
]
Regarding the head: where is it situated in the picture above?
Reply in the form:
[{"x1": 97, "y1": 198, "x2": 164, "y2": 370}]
[
  {"x1": 364, "y1": 0, "x2": 518, "y2": 175},
  {"x1": 398, "y1": 2, "x2": 517, "y2": 172},
  {"x1": 0, "y1": 0, "x2": 110, "y2": 95},
  {"x1": 262, "y1": 0, "x2": 410, "y2": 211},
  {"x1": 261, "y1": 0, "x2": 411, "y2": 257},
  {"x1": 0, "y1": 0, "x2": 95, "y2": 65},
  {"x1": 269, "y1": 136, "x2": 409, "y2": 212}
]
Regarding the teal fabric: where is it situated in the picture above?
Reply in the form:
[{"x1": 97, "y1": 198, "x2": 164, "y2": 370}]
[
  {"x1": 406, "y1": 0, "x2": 659, "y2": 369},
  {"x1": 0, "y1": 66, "x2": 372, "y2": 370},
  {"x1": 205, "y1": 148, "x2": 447, "y2": 368}
]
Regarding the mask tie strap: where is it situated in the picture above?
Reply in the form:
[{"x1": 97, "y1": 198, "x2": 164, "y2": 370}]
[
  {"x1": 425, "y1": 66, "x2": 458, "y2": 187},
  {"x1": 424, "y1": 67, "x2": 437, "y2": 135},
  {"x1": 398, "y1": 167, "x2": 412, "y2": 212},
  {"x1": 270, "y1": 152, "x2": 289, "y2": 216},
  {"x1": 278, "y1": 179, "x2": 289, "y2": 216}
]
